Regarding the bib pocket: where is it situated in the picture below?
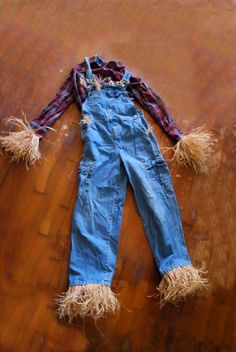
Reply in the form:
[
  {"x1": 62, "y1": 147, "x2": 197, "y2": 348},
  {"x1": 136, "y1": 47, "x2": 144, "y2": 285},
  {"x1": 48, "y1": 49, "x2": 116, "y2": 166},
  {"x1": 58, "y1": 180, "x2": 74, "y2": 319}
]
[
  {"x1": 105, "y1": 89, "x2": 123, "y2": 99},
  {"x1": 85, "y1": 90, "x2": 103, "y2": 108}
]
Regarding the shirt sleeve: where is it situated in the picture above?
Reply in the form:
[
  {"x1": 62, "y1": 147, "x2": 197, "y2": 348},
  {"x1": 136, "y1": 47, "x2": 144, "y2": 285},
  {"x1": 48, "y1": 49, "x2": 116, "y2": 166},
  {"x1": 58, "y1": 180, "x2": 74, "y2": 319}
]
[
  {"x1": 29, "y1": 67, "x2": 75, "y2": 139},
  {"x1": 128, "y1": 76, "x2": 184, "y2": 142}
]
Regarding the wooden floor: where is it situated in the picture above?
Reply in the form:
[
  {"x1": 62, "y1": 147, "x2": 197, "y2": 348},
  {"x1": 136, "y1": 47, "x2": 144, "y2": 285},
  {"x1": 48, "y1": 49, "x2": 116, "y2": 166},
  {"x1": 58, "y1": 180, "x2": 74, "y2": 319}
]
[{"x1": 0, "y1": 1, "x2": 236, "y2": 351}]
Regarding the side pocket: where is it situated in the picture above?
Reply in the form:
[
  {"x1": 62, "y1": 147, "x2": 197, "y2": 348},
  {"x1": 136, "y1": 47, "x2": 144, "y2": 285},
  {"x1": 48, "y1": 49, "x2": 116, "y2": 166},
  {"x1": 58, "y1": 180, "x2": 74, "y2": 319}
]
[
  {"x1": 145, "y1": 156, "x2": 174, "y2": 194},
  {"x1": 155, "y1": 159, "x2": 173, "y2": 189},
  {"x1": 78, "y1": 160, "x2": 95, "y2": 201}
]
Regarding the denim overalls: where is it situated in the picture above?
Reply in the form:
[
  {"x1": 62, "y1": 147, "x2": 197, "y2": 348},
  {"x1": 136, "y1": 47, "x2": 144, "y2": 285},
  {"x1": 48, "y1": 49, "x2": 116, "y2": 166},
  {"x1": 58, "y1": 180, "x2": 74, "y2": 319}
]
[{"x1": 68, "y1": 57, "x2": 192, "y2": 288}]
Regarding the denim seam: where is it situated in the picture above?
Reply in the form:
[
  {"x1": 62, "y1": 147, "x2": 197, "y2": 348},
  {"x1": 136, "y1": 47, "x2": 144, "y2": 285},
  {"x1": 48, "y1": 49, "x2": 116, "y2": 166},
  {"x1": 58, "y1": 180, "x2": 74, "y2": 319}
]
[
  {"x1": 69, "y1": 280, "x2": 112, "y2": 286},
  {"x1": 153, "y1": 163, "x2": 182, "y2": 239},
  {"x1": 165, "y1": 189, "x2": 186, "y2": 248},
  {"x1": 131, "y1": 190, "x2": 157, "y2": 266},
  {"x1": 104, "y1": 188, "x2": 118, "y2": 282}
]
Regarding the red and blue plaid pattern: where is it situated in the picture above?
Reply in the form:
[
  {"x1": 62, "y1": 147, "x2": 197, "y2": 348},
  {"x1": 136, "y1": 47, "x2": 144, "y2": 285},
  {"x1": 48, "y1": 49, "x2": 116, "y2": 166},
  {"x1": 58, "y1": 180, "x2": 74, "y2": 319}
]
[{"x1": 29, "y1": 55, "x2": 184, "y2": 142}]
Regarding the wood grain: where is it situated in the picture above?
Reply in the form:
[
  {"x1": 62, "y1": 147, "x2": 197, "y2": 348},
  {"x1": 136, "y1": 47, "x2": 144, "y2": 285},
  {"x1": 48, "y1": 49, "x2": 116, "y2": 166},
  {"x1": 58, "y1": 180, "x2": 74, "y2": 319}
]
[{"x1": 0, "y1": 0, "x2": 235, "y2": 351}]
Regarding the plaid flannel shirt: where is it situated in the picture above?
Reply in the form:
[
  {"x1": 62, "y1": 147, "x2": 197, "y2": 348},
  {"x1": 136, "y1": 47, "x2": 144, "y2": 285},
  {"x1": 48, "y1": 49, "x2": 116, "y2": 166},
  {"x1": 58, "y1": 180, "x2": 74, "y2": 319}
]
[{"x1": 29, "y1": 55, "x2": 184, "y2": 142}]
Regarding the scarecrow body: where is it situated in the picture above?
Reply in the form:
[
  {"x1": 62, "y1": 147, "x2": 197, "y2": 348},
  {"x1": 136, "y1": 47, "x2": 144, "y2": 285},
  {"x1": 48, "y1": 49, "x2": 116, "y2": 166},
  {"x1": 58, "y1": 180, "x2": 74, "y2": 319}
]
[{"x1": 0, "y1": 55, "x2": 211, "y2": 322}]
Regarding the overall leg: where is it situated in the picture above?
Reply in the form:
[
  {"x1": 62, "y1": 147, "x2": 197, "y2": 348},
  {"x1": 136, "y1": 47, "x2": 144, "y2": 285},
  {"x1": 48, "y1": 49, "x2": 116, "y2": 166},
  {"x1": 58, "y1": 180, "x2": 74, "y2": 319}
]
[
  {"x1": 57, "y1": 61, "x2": 130, "y2": 322},
  {"x1": 57, "y1": 145, "x2": 128, "y2": 321},
  {"x1": 120, "y1": 112, "x2": 208, "y2": 306}
]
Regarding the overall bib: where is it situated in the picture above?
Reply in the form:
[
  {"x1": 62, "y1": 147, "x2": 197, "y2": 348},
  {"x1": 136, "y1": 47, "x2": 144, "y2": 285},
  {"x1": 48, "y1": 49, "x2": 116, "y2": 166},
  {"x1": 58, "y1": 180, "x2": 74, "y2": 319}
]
[{"x1": 69, "y1": 58, "x2": 191, "y2": 285}]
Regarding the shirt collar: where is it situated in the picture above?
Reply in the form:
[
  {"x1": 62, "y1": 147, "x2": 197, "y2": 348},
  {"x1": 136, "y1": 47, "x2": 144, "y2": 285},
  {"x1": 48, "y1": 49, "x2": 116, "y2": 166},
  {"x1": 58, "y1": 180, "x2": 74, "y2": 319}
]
[{"x1": 75, "y1": 54, "x2": 125, "y2": 73}]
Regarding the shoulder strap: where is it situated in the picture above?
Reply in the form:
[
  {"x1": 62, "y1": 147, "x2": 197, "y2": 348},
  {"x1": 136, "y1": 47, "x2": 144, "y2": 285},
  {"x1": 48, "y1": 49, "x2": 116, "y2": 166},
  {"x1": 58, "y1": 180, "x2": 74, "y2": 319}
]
[
  {"x1": 122, "y1": 70, "x2": 132, "y2": 84},
  {"x1": 84, "y1": 57, "x2": 93, "y2": 81}
]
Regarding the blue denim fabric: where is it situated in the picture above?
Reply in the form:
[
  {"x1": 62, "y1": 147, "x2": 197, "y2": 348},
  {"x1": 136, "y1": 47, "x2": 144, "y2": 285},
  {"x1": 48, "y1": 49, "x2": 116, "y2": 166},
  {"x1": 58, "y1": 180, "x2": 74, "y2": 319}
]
[{"x1": 68, "y1": 58, "x2": 192, "y2": 286}]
